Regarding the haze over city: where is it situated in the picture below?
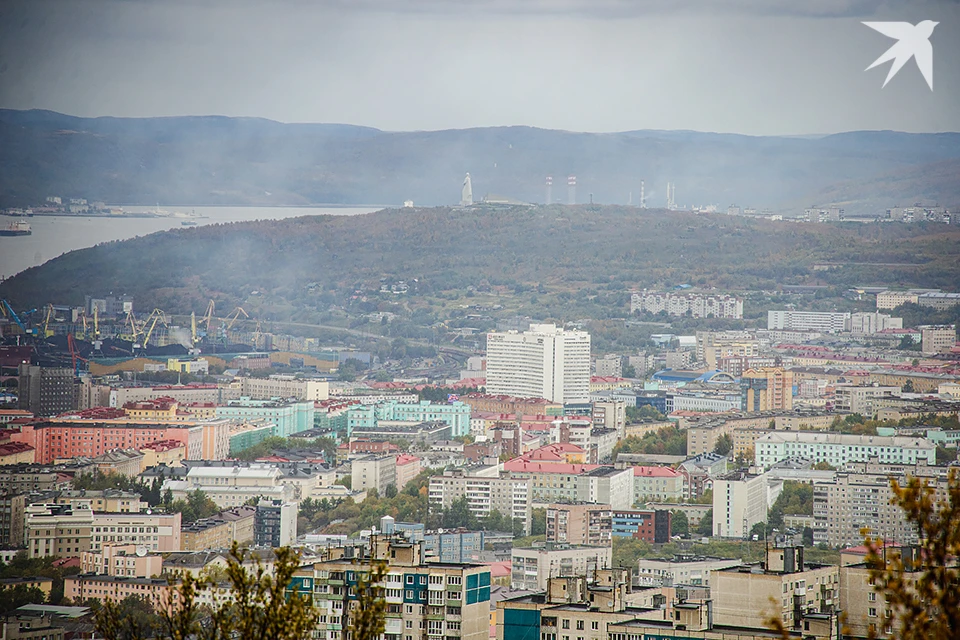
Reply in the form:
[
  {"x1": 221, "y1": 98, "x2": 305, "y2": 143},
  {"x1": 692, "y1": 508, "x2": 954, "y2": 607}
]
[
  {"x1": 0, "y1": 2, "x2": 959, "y2": 640},
  {"x1": 1, "y1": 0, "x2": 959, "y2": 134}
]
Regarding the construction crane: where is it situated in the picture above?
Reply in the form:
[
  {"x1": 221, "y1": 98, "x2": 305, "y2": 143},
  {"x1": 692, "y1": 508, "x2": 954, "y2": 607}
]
[
  {"x1": 191, "y1": 311, "x2": 198, "y2": 346},
  {"x1": 93, "y1": 306, "x2": 100, "y2": 340}
]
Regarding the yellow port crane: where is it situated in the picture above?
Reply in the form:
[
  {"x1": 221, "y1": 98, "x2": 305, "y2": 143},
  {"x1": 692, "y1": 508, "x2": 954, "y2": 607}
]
[
  {"x1": 202, "y1": 300, "x2": 215, "y2": 330},
  {"x1": 42, "y1": 304, "x2": 55, "y2": 338},
  {"x1": 93, "y1": 306, "x2": 100, "y2": 340},
  {"x1": 141, "y1": 309, "x2": 168, "y2": 349},
  {"x1": 191, "y1": 311, "x2": 198, "y2": 345},
  {"x1": 225, "y1": 307, "x2": 249, "y2": 331}
]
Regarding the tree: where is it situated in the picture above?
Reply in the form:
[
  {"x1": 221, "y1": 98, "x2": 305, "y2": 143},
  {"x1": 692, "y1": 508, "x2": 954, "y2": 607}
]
[
  {"x1": 902, "y1": 379, "x2": 915, "y2": 393},
  {"x1": 612, "y1": 426, "x2": 686, "y2": 459},
  {"x1": 167, "y1": 489, "x2": 220, "y2": 524},
  {"x1": 671, "y1": 510, "x2": 689, "y2": 537},
  {"x1": 713, "y1": 434, "x2": 733, "y2": 456},
  {"x1": 94, "y1": 543, "x2": 316, "y2": 640},
  {"x1": 530, "y1": 508, "x2": 546, "y2": 536},
  {"x1": 622, "y1": 364, "x2": 637, "y2": 378},
  {"x1": 93, "y1": 595, "x2": 160, "y2": 640},
  {"x1": 384, "y1": 483, "x2": 398, "y2": 498},
  {"x1": 696, "y1": 509, "x2": 713, "y2": 536},
  {"x1": 812, "y1": 461, "x2": 836, "y2": 471},
  {"x1": 337, "y1": 475, "x2": 352, "y2": 490},
  {"x1": 348, "y1": 560, "x2": 388, "y2": 640},
  {"x1": 612, "y1": 536, "x2": 653, "y2": 568},
  {"x1": 0, "y1": 584, "x2": 46, "y2": 613},
  {"x1": 861, "y1": 470, "x2": 960, "y2": 640}
]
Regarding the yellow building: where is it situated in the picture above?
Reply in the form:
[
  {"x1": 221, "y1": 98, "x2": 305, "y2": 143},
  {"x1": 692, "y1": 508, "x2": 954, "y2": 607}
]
[
  {"x1": 0, "y1": 576, "x2": 53, "y2": 599},
  {"x1": 139, "y1": 439, "x2": 186, "y2": 470},
  {"x1": 166, "y1": 358, "x2": 209, "y2": 374},
  {"x1": 0, "y1": 441, "x2": 36, "y2": 465},
  {"x1": 123, "y1": 398, "x2": 179, "y2": 421},
  {"x1": 741, "y1": 368, "x2": 793, "y2": 412}
]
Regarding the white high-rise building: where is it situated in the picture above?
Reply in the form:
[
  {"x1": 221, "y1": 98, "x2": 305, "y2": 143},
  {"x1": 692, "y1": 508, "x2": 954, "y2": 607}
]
[{"x1": 485, "y1": 324, "x2": 591, "y2": 404}]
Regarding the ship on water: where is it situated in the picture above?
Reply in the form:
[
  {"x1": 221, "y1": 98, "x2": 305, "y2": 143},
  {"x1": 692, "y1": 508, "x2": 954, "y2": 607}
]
[{"x1": 0, "y1": 219, "x2": 31, "y2": 236}]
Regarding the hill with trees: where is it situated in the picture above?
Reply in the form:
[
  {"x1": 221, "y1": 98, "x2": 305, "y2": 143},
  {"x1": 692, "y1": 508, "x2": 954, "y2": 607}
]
[
  {"x1": 2, "y1": 109, "x2": 959, "y2": 213},
  {"x1": 2, "y1": 205, "x2": 959, "y2": 318}
]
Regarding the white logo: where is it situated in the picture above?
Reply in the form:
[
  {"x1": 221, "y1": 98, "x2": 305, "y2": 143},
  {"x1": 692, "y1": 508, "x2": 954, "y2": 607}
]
[{"x1": 863, "y1": 21, "x2": 938, "y2": 90}]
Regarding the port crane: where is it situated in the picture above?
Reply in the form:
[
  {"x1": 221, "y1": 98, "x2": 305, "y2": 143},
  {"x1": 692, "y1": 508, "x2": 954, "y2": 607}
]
[
  {"x1": 201, "y1": 300, "x2": 215, "y2": 336},
  {"x1": 41, "y1": 304, "x2": 55, "y2": 338},
  {"x1": 140, "y1": 309, "x2": 168, "y2": 350},
  {"x1": 67, "y1": 334, "x2": 89, "y2": 375},
  {"x1": 0, "y1": 300, "x2": 35, "y2": 336}
]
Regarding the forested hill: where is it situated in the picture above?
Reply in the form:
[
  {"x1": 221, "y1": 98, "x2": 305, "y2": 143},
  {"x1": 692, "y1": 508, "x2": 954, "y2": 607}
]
[
  {"x1": 2, "y1": 205, "x2": 959, "y2": 315},
  {"x1": 2, "y1": 109, "x2": 960, "y2": 214}
]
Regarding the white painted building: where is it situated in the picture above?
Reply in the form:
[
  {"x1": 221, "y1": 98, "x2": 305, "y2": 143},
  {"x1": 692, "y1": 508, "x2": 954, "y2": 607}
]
[
  {"x1": 754, "y1": 431, "x2": 936, "y2": 470},
  {"x1": 485, "y1": 324, "x2": 591, "y2": 404},
  {"x1": 767, "y1": 310, "x2": 850, "y2": 333},
  {"x1": 712, "y1": 471, "x2": 783, "y2": 539}
]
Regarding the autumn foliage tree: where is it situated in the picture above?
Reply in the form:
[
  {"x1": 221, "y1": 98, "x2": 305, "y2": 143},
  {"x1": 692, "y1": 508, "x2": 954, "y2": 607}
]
[
  {"x1": 861, "y1": 470, "x2": 960, "y2": 639},
  {"x1": 94, "y1": 543, "x2": 315, "y2": 640}
]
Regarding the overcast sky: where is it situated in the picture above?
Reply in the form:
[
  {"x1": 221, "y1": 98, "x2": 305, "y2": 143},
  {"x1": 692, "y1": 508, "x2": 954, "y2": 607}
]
[{"x1": 0, "y1": 0, "x2": 957, "y2": 135}]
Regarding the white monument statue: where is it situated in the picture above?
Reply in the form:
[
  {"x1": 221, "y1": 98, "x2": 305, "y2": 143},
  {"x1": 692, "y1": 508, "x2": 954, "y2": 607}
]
[{"x1": 460, "y1": 173, "x2": 473, "y2": 206}]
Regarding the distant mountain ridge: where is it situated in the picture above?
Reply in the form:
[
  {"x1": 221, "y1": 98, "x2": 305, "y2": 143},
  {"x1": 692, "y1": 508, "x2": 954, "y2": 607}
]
[{"x1": 1, "y1": 109, "x2": 958, "y2": 213}]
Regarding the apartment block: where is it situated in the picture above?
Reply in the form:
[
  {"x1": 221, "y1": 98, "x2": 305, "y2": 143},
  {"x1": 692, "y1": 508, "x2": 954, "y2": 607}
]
[
  {"x1": 610, "y1": 509, "x2": 671, "y2": 543},
  {"x1": 180, "y1": 505, "x2": 256, "y2": 551},
  {"x1": 254, "y1": 498, "x2": 297, "y2": 547},
  {"x1": 351, "y1": 454, "x2": 397, "y2": 494},
  {"x1": 160, "y1": 464, "x2": 294, "y2": 508},
  {"x1": 919, "y1": 324, "x2": 957, "y2": 354},
  {"x1": 17, "y1": 365, "x2": 76, "y2": 417},
  {"x1": 422, "y1": 529, "x2": 485, "y2": 564},
  {"x1": 591, "y1": 399, "x2": 626, "y2": 439},
  {"x1": 64, "y1": 575, "x2": 175, "y2": 610},
  {"x1": 849, "y1": 312, "x2": 902, "y2": 335},
  {"x1": 636, "y1": 555, "x2": 742, "y2": 587},
  {"x1": 754, "y1": 431, "x2": 936, "y2": 470},
  {"x1": 712, "y1": 546, "x2": 839, "y2": 632},
  {"x1": 631, "y1": 466, "x2": 684, "y2": 503},
  {"x1": 395, "y1": 454, "x2": 422, "y2": 490},
  {"x1": 833, "y1": 385, "x2": 900, "y2": 414},
  {"x1": 712, "y1": 471, "x2": 783, "y2": 538},
  {"x1": 631, "y1": 290, "x2": 744, "y2": 319},
  {"x1": 231, "y1": 375, "x2": 329, "y2": 401},
  {"x1": 813, "y1": 461, "x2": 949, "y2": 547},
  {"x1": 545, "y1": 503, "x2": 612, "y2": 546},
  {"x1": 510, "y1": 543, "x2": 613, "y2": 591},
  {"x1": 8, "y1": 421, "x2": 216, "y2": 464},
  {"x1": 429, "y1": 470, "x2": 531, "y2": 534},
  {"x1": 80, "y1": 543, "x2": 163, "y2": 577},
  {"x1": 460, "y1": 394, "x2": 563, "y2": 417},
  {"x1": 215, "y1": 398, "x2": 315, "y2": 438},
  {"x1": 767, "y1": 310, "x2": 850, "y2": 333},
  {"x1": 292, "y1": 536, "x2": 491, "y2": 640},
  {"x1": 485, "y1": 324, "x2": 591, "y2": 405},
  {"x1": 502, "y1": 460, "x2": 633, "y2": 509},
  {"x1": 0, "y1": 493, "x2": 25, "y2": 547},
  {"x1": 740, "y1": 368, "x2": 793, "y2": 412}
]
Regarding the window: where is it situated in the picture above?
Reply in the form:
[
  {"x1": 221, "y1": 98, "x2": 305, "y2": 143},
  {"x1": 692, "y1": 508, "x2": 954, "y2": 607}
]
[
  {"x1": 576, "y1": 621, "x2": 584, "y2": 631},
  {"x1": 591, "y1": 622, "x2": 599, "y2": 630},
  {"x1": 869, "y1": 608, "x2": 877, "y2": 617},
  {"x1": 562, "y1": 621, "x2": 570, "y2": 630}
]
